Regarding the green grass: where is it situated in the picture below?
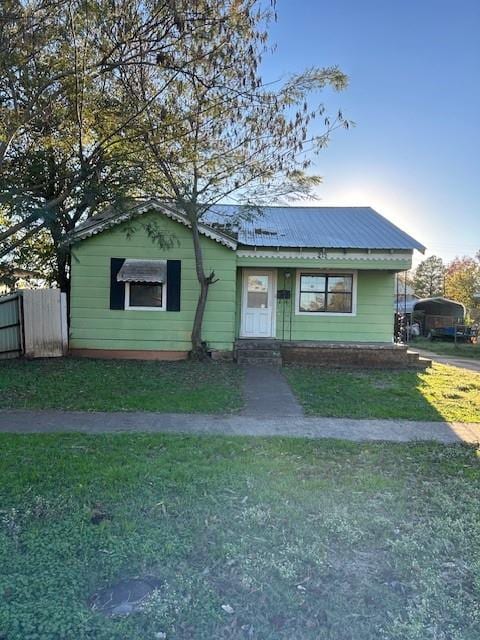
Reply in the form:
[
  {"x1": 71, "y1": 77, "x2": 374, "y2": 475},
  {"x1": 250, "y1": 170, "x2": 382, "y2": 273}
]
[
  {"x1": 411, "y1": 337, "x2": 480, "y2": 359},
  {"x1": 1, "y1": 434, "x2": 480, "y2": 639},
  {"x1": 284, "y1": 363, "x2": 480, "y2": 422},
  {"x1": 0, "y1": 358, "x2": 243, "y2": 413}
]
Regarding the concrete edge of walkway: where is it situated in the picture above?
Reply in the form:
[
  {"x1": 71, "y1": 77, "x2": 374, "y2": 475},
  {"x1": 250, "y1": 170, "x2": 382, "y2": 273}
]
[
  {"x1": 0, "y1": 409, "x2": 479, "y2": 444},
  {"x1": 412, "y1": 348, "x2": 480, "y2": 373}
]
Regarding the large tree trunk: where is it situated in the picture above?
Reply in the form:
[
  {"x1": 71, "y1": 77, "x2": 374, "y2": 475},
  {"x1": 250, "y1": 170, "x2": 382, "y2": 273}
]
[
  {"x1": 55, "y1": 248, "x2": 70, "y2": 294},
  {"x1": 50, "y1": 219, "x2": 70, "y2": 294},
  {"x1": 49, "y1": 215, "x2": 72, "y2": 327},
  {"x1": 189, "y1": 215, "x2": 216, "y2": 361}
]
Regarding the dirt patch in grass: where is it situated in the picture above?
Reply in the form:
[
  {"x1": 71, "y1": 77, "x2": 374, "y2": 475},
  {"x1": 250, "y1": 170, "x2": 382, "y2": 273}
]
[{"x1": 1, "y1": 434, "x2": 480, "y2": 639}]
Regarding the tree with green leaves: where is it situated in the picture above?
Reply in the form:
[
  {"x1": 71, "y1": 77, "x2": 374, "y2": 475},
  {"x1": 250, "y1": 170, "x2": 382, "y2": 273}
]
[
  {"x1": 0, "y1": 0, "x2": 214, "y2": 289},
  {"x1": 444, "y1": 256, "x2": 480, "y2": 310},
  {"x1": 413, "y1": 255, "x2": 445, "y2": 299},
  {"x1": 1, "y1": 0, "x2": 348, "y2": 359},
  {"x1": 122, "y1": 0, "x2": 349, "y2": 358}
]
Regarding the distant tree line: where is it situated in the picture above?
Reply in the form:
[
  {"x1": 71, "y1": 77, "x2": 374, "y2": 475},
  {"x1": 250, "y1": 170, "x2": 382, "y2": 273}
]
[{"x1": 412, "y1": 252, "x2": 480, "y2": 312}]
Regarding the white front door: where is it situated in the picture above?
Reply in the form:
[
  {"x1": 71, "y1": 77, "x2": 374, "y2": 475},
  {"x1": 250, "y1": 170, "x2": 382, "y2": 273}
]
[{"x1": 240, "y1": 270, "x2": 276, "y2": 338}]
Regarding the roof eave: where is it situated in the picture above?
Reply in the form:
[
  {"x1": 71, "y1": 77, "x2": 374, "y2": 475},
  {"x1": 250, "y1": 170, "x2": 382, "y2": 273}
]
[
  {"x1": 237, "y1": 243, "x2": 418, "y2": 252},
  {"x1": 64, "y1": 199, "x2": 238, "y2": 250}
]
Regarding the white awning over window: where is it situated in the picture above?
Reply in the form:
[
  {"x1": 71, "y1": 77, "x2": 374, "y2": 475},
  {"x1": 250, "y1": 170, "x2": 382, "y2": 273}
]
[{"x1": 117, "y1": 259, "x2": 167, "y2": 283}]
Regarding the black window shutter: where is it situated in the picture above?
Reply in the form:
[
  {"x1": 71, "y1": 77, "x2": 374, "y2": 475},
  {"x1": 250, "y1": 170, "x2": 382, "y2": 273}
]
[
  {"x1": 166, "y1": 260, "x2": 181, "y2": 311},
  {"x1": 110, "y1": 258, "x2": 126, "y2": 310}
]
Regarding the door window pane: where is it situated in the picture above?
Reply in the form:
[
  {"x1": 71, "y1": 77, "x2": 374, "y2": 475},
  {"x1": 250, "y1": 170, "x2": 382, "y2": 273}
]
[{"x1": 247, "y1": 275, "x2": 269, "y2": 308}]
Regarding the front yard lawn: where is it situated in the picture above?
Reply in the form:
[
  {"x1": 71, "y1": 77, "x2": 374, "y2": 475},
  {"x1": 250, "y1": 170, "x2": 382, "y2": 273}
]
[
  {"x1": 284, "y1": 363, "x2": 480, "y2": 422},
  {"x1": 411, "y1": 337, "x2": 480, "y2": 360},
  {"x1": 1, "y1": 434, "x2": 480, "y2": 639},
  {"x1": 0, "y1": 358, "x2": 243, "y2": 413}
]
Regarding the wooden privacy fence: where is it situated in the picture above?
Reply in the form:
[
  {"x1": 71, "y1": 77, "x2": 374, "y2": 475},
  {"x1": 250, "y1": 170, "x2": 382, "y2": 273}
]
[
  {"x1": 0, "y1": 294, "x2": 22, "y2": 358},
  {"x1": 0, "y1": 289, "x2": 68, "y2": 359}
]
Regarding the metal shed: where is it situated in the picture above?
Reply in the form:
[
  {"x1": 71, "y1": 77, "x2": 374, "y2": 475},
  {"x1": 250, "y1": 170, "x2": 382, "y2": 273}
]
[{"x1": 412, "y1": 297, "x2": 465, "y2": 336}]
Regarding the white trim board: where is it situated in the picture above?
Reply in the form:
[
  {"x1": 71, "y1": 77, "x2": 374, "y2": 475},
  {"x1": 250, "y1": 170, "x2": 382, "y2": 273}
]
[
  {"x1": 124, "y1": 281, "x2": 167, "y2": 311},
  {"x1": 237, "y1": 249, "x2": 412, "y2": 261}
]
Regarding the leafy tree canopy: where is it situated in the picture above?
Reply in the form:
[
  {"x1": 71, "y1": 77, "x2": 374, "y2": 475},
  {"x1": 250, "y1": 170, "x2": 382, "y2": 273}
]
[
  {"x1": 0, "y1": 0, "x2": 349, "y2": 357},
  {"x1": 413, "y1": 255, "x2": 445, "y2": 299},
  {"x1": 444, "y1": 256, "x2": 480, "y2": 311},
  {"x1": 0, "y1": 0, "x2": 217, "y2": 288}
]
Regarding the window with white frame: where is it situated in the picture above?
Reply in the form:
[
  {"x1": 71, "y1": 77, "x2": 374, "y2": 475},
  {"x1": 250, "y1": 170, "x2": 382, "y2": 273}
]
[
  {"x1": 117, "y1": 259, "x2": 167, "y2": 311},
  {"x1": 126, "y1": 282, "x2": 164, "y2": 309},
  {"x1": 297, "y1": 272, "x2": 354, "y2": 314}
]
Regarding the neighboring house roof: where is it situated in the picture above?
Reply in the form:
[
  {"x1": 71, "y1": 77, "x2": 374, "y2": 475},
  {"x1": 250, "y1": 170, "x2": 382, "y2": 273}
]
[{"x1": 66, "y1": 199, "x2": 425, "y2": 252}]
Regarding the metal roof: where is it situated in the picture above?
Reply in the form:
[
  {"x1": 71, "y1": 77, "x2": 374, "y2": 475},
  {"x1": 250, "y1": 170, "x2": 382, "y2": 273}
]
[
  {"x1": 117, "y1": 259, "x2": 166, "y2": 283},
  {"x1": 66, "y1": 200, "x2": 425, "y2": 252},
  {"x1": 413, "y1": 297, "x2": 466, "y2": 313},
  {"x1": 204, "y1": 205, "x2": 425, "y2": 251}
]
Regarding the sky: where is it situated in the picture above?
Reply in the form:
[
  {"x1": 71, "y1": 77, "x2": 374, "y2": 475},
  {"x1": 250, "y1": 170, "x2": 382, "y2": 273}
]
[{"x1": 261, "y1": 0, "x2": 480, "y2": 264}]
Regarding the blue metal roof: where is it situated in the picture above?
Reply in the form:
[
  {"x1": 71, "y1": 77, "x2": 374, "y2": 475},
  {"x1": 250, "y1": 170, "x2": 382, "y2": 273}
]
[{"x1": 204, "y1": 205, "x2": 425, "y2": 251}]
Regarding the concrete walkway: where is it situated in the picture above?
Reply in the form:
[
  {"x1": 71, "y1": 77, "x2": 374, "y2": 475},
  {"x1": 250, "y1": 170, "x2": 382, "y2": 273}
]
[
  {"x1": 241, "y1": 365, "x2": 303, "y2": 417},
  {"x1": 413, "y1": 348, "x2": 480, "y2": 373},
  {"x1": 1, "y1": 409, "x2": 479, "y2": 443}
]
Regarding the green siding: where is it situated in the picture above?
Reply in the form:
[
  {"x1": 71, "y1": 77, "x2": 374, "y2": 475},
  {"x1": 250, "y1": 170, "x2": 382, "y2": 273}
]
[
  {"x1": 272, "y1": 268, "x2": 395, "y2": 343},
  {"x1": 70, "y1": 212, "x2": 408, "y2": 352},
  {"x1": 69, "y1": 214, "x2": 237, "y2": 352},
  {"x1": 234, "y1": 267, "x2": 396, "y2": 343}
]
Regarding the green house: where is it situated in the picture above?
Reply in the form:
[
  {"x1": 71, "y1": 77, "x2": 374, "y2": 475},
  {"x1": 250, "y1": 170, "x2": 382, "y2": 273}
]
[{"x1": 67, "y1": 200, "x2": 425, "y2": 363}]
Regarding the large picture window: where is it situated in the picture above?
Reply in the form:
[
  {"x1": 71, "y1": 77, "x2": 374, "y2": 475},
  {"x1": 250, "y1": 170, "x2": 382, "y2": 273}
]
[{"x1": 298, "y1": 273, "x2": 354, "y2": 314}]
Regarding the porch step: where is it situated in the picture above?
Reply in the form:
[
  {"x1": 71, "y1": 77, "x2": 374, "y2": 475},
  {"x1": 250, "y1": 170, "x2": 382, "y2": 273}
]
[
  {"x1": 237, "y1": 355, "x2": 282, "y2": 367},
  {"x1": 235, "y1": 340, "x2": 282, "y2": 367},
  {"x1": 237, "y1": 349, "x2": 281, "y2": 358},
  {"x1": 407, "y1": 350, "x2": 432, "y2": 369},
  {"x1": 235, "y1": 341, "x2": 432, "y2": 369},
  {"x1": 235, "y1": 340, "x2": 279, "y2": 350}
]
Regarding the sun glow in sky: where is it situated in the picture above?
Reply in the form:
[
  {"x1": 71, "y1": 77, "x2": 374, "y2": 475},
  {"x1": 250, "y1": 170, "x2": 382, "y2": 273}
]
[{"x1": 263, "y1": 0, "x2": 480, "y2": 264}]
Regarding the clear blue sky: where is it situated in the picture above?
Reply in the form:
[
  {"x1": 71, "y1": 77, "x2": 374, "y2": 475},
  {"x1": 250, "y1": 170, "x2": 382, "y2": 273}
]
[{"x1": 262, "y1": 0, "x2": 480, "y2": 264}]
